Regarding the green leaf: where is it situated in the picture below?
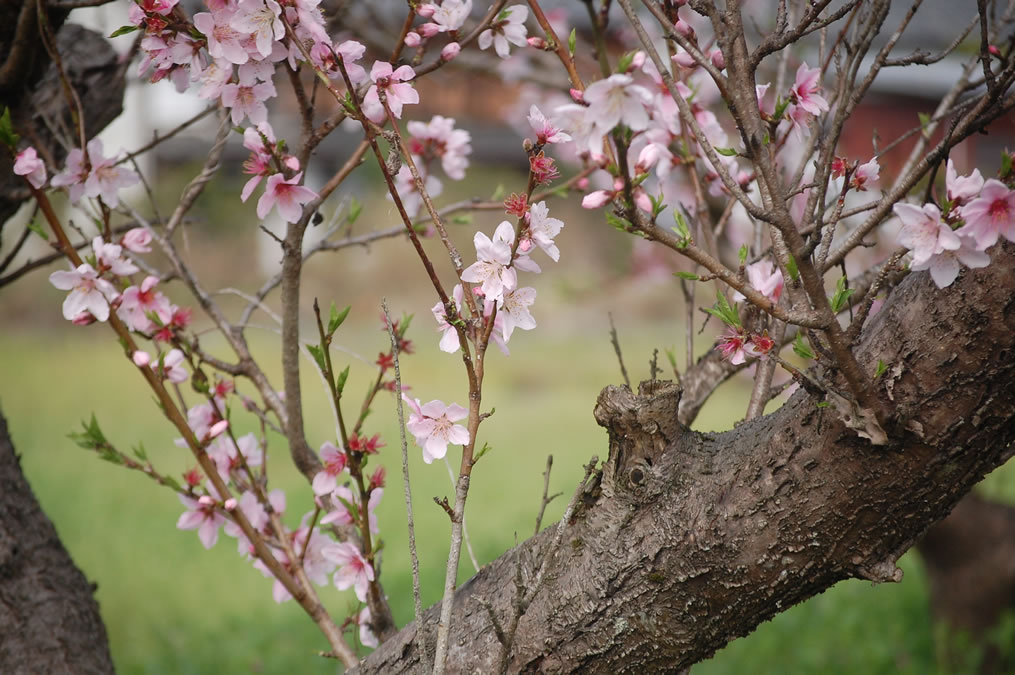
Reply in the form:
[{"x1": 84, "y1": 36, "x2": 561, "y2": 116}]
[
  {"x1": 69, "y1": 414, "x2": 107, "y2": 449},
  {"x1": 98, "y1": 447, "x2": 123, "y2": 465},
  {"x1": 616, "y1": 50, "x2": 637, "y2": 73},
  {"x1": 606, "y1": 211, "x2": 633, "y2": 233},
  {"x1": 917, "y1": 111, "x2": 930, "y2": 128},
  {"x1": 773, "y1": 96, "x2": 789, "y2": 121},
  {"x1": 307, "y1": 344, "x2": 327, "y2": 375},
  {"x1": 738, "y1": 244, "x2": 748, "y2": 267},
  {"x1": 568, "y1": 28, "x2": 577, "y2": 57},
  {"x1": 474, "y1": 442, "x2": 493, "y2": 462},
  {"x1": 163, "y1": 476, "x2": 182, "y2": 492},
  {"x1": 109, "y1": 24, "x2": 140, "y2": 38},
  {"x1": 664, "y1": 347, "x2": 678, "y2": 369},
  {"x1": 26, "y1": 220, "x2": 48, "y2": 240},
  {"x1": 785, "y1": 254, "x2": 799, "y2": 282},
  {"x1": 399, "y1": 312, "x2": 414, "y2": 335},
  {"x1": 671, "y1": 210, "x2": 691, "y2": 248},
  {"x1": 874, "y1": 359, "x2": 888, "y2": 378},
  {"x1": 714, "y1": 146, "x2": 738, "y2": 157},
  {"x1": 673, "y1": 271, "x2": 699, "y2": 280},
  {"x1": 327, "y1": 303, "x2": 351, "y2": 337},
  {"x1": 491, "y1": 184, "x2": 505, "y2": 201},
  {"x1": 793, "y1": 333, "x2": 815, "y2": 360},
  {"x1": 703, "y1": 291, "x2": 741, "y2": 329},
  {"x1": 829, "y1": 275, "x2": 855, "y2": 313},
  {"x1": 0, "y1": 107, "x2": 18, "y2": 148},
  {"x1": 347, "y1": 197, "x2": 362, "y2": 225},
  {"x1": 335, "y1": 365, "x2": 350, "y2": 396},
  {"x1": 816, "y1": 400, "x2": 831, "y2": 409},
  {"x1": 1001, "y1": 150, "x2": 1013, "y2": 180},
  {"x1": 133, "y1": 442, "x2": 148, "y2": 461},
  {"x1": 451, "y1": 214, "x2": 473, "y2": 225}
]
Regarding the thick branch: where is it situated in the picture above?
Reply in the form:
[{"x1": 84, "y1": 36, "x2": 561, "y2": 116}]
[{"x1": 354, "y1": 244, "x2": 1015, "y2": 673}]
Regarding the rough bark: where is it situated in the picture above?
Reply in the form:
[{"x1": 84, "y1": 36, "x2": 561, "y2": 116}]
[
  {"x1": 0, "y1": 406, "x2": 115, "y2": 674},
  {"x1": 917, "y1": 494, "x2": 1015, "y2": 674},
  {"x1": 354, "y1": 245, "x2": 1015, "y2": 673}
]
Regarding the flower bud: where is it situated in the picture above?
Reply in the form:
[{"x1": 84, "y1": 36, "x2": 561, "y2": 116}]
[
  {"x1": 419, "y1": 22, "x2": 441, "y2": 38},
  {"x1": 710, "y1": 48, "x2": 725, "y2": 70},
  {"x1": 132, "y1": 350, "x2": 151, "y2": 367},
  {"x1": 989, "y1": 44, "x2": 1002, "y2": 58},
  {"x1": 208, "y1": 419, "x2": 230, "y2": 439},
  {"x1": 441, "y1": 42, "x2": 461, "y2": 61},
  {"x1": 404, "y1": 31, "x2": 422, "y2": 47},
  {"x1": 675, "y1": 19, "x2": 695, "y2": 40},
  {"x1": 630, "y1": 51, "x2": 646, "y2": 70},
  {"x1": 581, "y1": 190, "x2": 614, "y2": 209},
  {"x1": 417, "y1": 4, "x2": 436, "y2": 18},
  {"x1": 673, "y1": 50, "x2": 696, "y2": 68},
  {"x1": 223, "y1": 498, "x2": 238, "y2": 511},
  {"x1": 527, "y1": 36, "x2": 547, "y2": 49},
  {"x1": 569, "y1": 88, "x2": 584, "y2": 102},
  {"x1": 121, "y1": 227, "x2": 153, "y2": 253}
]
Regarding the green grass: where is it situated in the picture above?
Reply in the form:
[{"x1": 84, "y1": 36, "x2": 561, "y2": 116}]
[{"x1": 2, "y1": 315, "x2": 1012, "y2": 673}]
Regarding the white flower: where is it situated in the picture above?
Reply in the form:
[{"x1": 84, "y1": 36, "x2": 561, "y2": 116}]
[{"x1": 478, "y1": 5, "x2": 528, "y2": 58}]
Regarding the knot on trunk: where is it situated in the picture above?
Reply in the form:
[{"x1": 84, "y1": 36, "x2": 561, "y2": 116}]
[{"x1": 594, "y1": 380, "x2": 684, "y2": 483}]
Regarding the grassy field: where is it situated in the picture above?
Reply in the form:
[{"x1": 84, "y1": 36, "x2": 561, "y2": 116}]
[{"x1": 2, "y1": 319, "x2": 1011, "y2": 674}]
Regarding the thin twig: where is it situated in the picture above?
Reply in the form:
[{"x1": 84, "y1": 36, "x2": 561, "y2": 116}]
[
  {"x1": 533, "y1": 455, "x2": 562, "y2": 537},
  {"x1": 608, "y1": 313, "x2": 632, "y2": 389}
]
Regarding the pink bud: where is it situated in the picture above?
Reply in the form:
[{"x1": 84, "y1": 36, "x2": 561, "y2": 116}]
[
  {"x1": 519, "y1": 238, "x2": 533, "y2": 252},
  {"x1": 404, "y1": 31, "x2": 421, "y2": 47},
  {"x1": 121, "y1": 227, "x2": 153, "y2": 253},
  {"x1": 283, "y1": 155, "x2": 300, "y2": 171},
  {"x1": 673, "y1": 50, "x2": 696, "y2": 68},
  {"x1": 576, "y1": 176, "x2": 589, "y2": 190},
  {"x1": 527, "y1": 36, "x2": 547, "y2": 49},
  {"x1": 710, "y1": 48, "x2": 725, "y2": 70},
  {"x1": 569, "y1": 88, "x2": 584, "y2": 102},
  {"x1": 581, "y1": 190, "x2": 614, "y2": 209},
  {"x1": 419, "y1": 22, "x2": 441, "y2": 38},
  {"x1": 198, "y1": 495, "x2": 215, "y2": 507},
  {"x1": 208, "y1": 419, "x2": 230, "y2": 439},
  {"x1": 223, "y1": 498, "x2": 238, "y2": 511},
  {"x1": 71, "y1": 311, "x2": 97, "y2": 326},
  {"x1": 989, "y1": 44, "x2": 1002, "y2": 58},
  {"x1": 634, "y1": 190, "x2": 654, "y2": 214},
  {"x1": 630, "y1": 51, "x2": 646, "y2": 70},
  {"x1": 441, "y1": 42, "x2": 461, "y2": 61},
  {"x1": 132, "y1": 350, "x2": 151, "y2": 367},
  {"x1": 675, "y1": 19, "x2": 695, "y2": 40},
  {"x1": 416, "y1": 3, "x2": 436, "y2": 18}
]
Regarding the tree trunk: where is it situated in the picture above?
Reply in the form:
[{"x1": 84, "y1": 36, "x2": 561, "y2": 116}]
[
  {"x1": 0, "y1": 407, "x2": 114, "y2": 673},
  {"x1": 354, "y1": 245, "x2": 1015, "y2": 673}
]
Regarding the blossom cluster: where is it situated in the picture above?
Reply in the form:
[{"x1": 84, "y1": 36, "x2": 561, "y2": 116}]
[{"x1": 895, "y1": 159, "x2": 1013, "y2": 288}]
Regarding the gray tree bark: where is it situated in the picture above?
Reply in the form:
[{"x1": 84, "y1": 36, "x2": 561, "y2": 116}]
[
  {"x1": 0, "y1": 407, "x2": 114, "y2": 674},
  {"x1": 353, "y1": 244, "x2": 1015, "y2": 673}
]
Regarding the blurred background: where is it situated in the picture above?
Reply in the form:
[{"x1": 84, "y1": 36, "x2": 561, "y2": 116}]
[{"x1": 3, "y1": 1, "x2": 1015, "y2": 673}]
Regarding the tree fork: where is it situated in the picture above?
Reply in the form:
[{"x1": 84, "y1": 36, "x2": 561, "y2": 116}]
[{"x1": 354, "y1": 244, "x2": 1015, "y2": 673}]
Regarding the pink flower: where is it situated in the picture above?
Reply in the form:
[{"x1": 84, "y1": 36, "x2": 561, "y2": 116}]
[
  {"x1": 429, "y1": 0, "x2": 471, "y2": 32},
  {"x1": 500, "y1": 286, "x2": 537, "y2": 342},
  {"x1": 896, "y1": 202, "x2": 960, "y2": 266},
  {"x1": 121, "y1": 227, "x2": 153, "y2": 253},
  {"x1": 717, "y1": 329, "x2": 749, "y2": 365},
  {"x1": 153, "y1": 348, "x2": 189, "y2": 383},
  {"x1": 553, "y1": 103, "x2": 604, "y2": 156},
  {"x1": 230, "y1": 0, "x2": 284, "y2": 59},
  {"x1": 322, "y1": 542, "x2": 374, "y2": 601},
  {"x1": 733, "y1": 260, "x2": 784, "y2": 303},
  {"x1": 946, "y1": 159, "x2": 983, "y2": 206},
  {"x1": 478, "y1": 5, "x2": 528, "y2": 58},
  {"x1": 92, "y1": 236, "x2": 139, "y2": 276},
  {"x1": 404, "y1": 396, "x2": 470, "y2": 464},
  {"x1": 911, "y1": 230, "x2": 989, "y2": 288},
  {"x1": 432, "y1": 284, "x2": 464, "y2": 353},
  {"x1": 958, "y1": 179, "x2": 1015, "y2": 249},
  {"x1": 361, "y1": 61, "x2": 419, "y2": 123},
  {"x1": 177, "y1": 493, "x2": 226, "y2": 549},
  {"x1": 51, "y1": 139, "x2": 139, "y2": 207},
  {"x1": 526, "y1": 201, "x2": 563, "y2": 261},
  {"x1": 311, "y1": 441, "x2": 348, "y2": 495},
  {"x1": 118, "y1": 275, "x2": 173, "y2": 332},
  {"x1": 357, "y1": 606, "x2": 379, "y2": 648},
  {"x1": 583, "y1": 73, "x2": 653, "y2": 134},
  {"x1": 850, "y1": 158, "x2": 879, "y2": 192},
  {"x1": 461, "y1": 221, "x2": 517, "y2": 306},
  {"x1": 220, "y1": 67, "x2": 277, "y2": 125},
  {"x1": 406, "y1": 115, "x2": 472, "y2": 180},
  {"x1": 193, "y1": 8, "x2": 250, "y2": 65},
  {"x1": 791, "y1": 62, "x2": 829, "y2": 116},
  {"x1": 334, "y1": 40, "x2": 368, "y2": 83},
  {"x1": 241, "y1": 124, "x2": 276, "y2": 201},
  {"x1": 256, "y1": 171, "x2": 317, "y2": 223},
  {"x1": 13, "y1": 147, "x2": 46, "y2": 188},
  {"x1": 48, "y1": 263, "x2": 119, "y2": 322},
  {"x1": 527, "y1": 105, "x2": 572, "y2": 145}
]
